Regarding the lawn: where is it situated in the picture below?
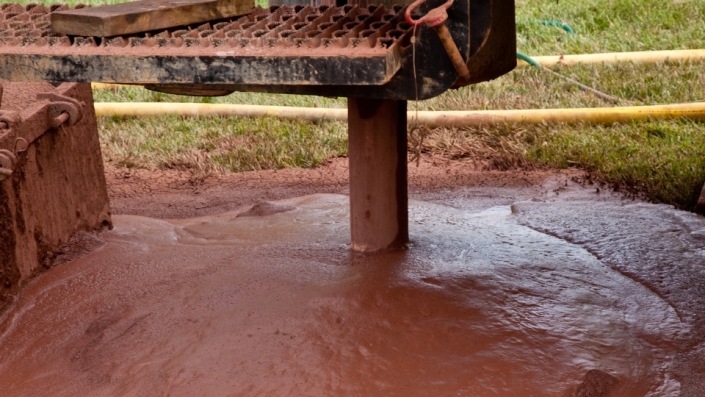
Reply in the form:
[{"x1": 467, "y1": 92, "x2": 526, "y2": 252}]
[{"x1": 22, "y1": 0, "x2": 705, "y2": 210}]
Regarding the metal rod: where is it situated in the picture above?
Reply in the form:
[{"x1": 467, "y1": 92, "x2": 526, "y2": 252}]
[{"x1": 434, "y1": 23, "x2": 470, "y2": 84}]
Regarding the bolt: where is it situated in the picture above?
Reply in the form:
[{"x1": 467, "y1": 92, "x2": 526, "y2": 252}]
[
  {"x1": 52, "y1": 112, "x2": 70, "y2": 128},
  {"x1": 0, "y1": 167, "x2": 11, "y2": 182},
  {"x1": 0, "y1": 150, "x2": 17, "y2": 182}
]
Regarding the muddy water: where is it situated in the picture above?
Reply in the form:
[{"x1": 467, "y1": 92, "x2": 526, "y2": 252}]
[{"x1": 0, "y1": 194, "x2": 698, "y2": 396}]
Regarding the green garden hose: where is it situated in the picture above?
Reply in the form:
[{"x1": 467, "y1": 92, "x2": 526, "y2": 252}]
[
  {"x1": 521, "y1": 20, "x2": 575, "y2": 34},
  {"x1": 516, "y1": 52, "x2": 626, "y2": 104}
]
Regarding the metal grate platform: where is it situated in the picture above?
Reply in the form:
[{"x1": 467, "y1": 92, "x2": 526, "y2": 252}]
[{"x1": 0, "y1": 3, "x2": 412, "y2": 86}]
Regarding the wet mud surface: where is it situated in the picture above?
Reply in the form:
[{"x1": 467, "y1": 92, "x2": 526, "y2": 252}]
[
  {"x1": 1, "y1": 163, "x2": 704, "y2": 396},
  {"x1": 103, "y1": 158, "x2": 596, "y2": 219}
]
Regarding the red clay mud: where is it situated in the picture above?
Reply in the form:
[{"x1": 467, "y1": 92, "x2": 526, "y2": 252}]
[
  {"x1": 0, "y1": 193, "x2": 689, "y2": 396},
  {"x1": 1, "y1": 161, "x2": 703, "y2": 396},
  {"x1": 103, "y1": 157, "x2": 586, "y2": 219}
]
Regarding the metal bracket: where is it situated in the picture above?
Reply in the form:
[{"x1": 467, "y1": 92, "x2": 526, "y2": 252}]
[
  {"x1": 0, "y1": 90, "x2": 85, "y2": 182},
  {"x1": 36, "y1": 92, "x2": 85, "y2": 128},
  {"x1": 0, "y1": 110, "x2": 20, "y2": 126}
]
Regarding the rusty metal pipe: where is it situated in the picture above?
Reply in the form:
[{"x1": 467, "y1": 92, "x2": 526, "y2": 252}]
[{"x1": 434, "y1": 23, "x2": 470, "y2": 84}]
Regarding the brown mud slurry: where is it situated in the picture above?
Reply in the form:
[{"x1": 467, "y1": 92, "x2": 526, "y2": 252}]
[{"x1": 1, "y1": 159, "x2": 704, "y2": 396}]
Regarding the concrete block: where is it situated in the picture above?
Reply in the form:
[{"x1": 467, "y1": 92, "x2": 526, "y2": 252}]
[{"x1": 0, "y1": 83, "x2": 111, "y2": 307}]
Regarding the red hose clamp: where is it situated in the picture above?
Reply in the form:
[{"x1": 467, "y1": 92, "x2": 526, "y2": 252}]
[{"x1": 405, "y1": 0, "x2": 454, "y2": 28}]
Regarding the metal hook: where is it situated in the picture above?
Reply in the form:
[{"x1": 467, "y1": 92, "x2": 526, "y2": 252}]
[
  {"x1": 14, "y1": 137, "x2": 28, "y2": 154},
  {"x1": 404, "y1": 0, "x2": 470, "y2": 84}
]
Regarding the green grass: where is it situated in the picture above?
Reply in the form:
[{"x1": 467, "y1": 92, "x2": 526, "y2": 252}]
[
  {"x1": 516, "y1": 0, "x2": 705, "y2": 54},
  {"x1": 530, "y1": 121, "x2": 705, "y2": 207},
  {"x1": 99, "y1": 114, "x2": 347, "y2": 173},
  {"x1": 92, "y1": 88, "x2": 348, "y2": 173},
  {"x1": 414, "y1": 60, "x2": 705, "y2": 210},
  {"x1": 412, "y1": 119, "x2": 705, "y2": 209},
  {"x1": 21, "y1": 0, "x2": 705, "y2": 210}
]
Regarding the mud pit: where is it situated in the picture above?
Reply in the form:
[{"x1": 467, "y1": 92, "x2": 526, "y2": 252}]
[{"x1": 1, "y1": 163, "x2": 704, "y2": 396}]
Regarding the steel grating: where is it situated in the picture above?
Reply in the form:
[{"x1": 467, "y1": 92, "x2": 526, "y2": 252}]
[{"x1": 0, "y1": 2, "x2": 413, "y2": 86}]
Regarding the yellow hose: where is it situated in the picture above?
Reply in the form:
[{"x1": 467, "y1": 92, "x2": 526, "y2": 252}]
[
  {"x1": 94, "y1": 102, "x2": 705, "y2": 127},
  {"x1": 517, "y1": 49, "x2": 705, "y2": 67},
  {"x1": 94, "y1": 102, "x2": 347, "y2": 122},
  {"x1": 92, "y1": 82, "x2": 133, "y2": 90}
]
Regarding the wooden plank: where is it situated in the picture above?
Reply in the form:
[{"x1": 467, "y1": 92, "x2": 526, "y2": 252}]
[
  {"x1": 696, "y1": 182, "x2": 705, "y2": 215},
  {"x1": 347, "y1": 98, "x2": 408, "y2": 252},
  {"x1": 0, "y1": 53, "x2": 397, "y2": 86},
  {"x1": 51, "y1": 0, "x2": 255, "y2": 37}
]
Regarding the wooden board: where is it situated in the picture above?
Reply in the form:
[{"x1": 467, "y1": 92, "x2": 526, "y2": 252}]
[
  {"x1": 0, "y1": 51, "x2": 400, "y2": 87},
  {"x1": 51, "y1": 0, "x2": 255, "y2": 37}
]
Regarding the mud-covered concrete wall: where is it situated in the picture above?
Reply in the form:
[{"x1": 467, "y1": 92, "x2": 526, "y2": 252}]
[{"x1": 0, "y1": 83, "x2": 111, "y2": 307}]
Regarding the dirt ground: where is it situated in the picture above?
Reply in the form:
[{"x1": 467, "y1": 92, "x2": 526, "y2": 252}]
[{"x1": 104, "y1": 156, "x2": 596, "y2": 220}]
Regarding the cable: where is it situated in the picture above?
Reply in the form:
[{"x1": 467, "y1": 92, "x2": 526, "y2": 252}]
[{"x1": 517, "y1": 52, "x2": 630, "y2": 105}]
